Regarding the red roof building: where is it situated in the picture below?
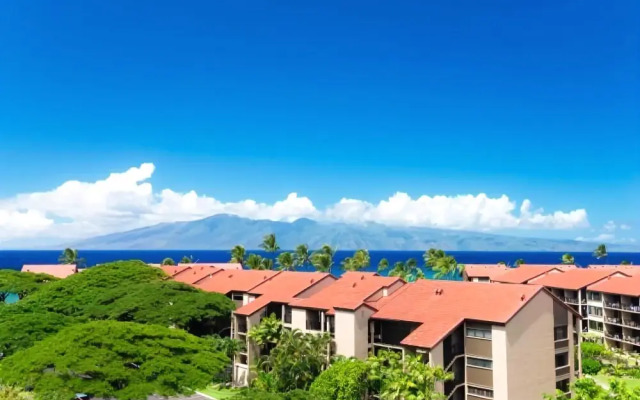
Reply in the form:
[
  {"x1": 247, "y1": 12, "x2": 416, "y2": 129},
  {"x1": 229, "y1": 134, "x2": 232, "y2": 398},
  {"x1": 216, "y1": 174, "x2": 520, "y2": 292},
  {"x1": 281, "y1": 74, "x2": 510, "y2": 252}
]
[{"x1": 21, "y1": 264, "x2": 78, "y2": 279}]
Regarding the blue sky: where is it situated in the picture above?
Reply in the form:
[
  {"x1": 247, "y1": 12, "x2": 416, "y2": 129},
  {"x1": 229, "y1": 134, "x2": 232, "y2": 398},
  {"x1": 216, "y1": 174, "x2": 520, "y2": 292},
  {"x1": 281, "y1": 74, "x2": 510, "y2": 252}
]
[{"x1": 0, "y1": 1, "x2": 638, "y2": 245}]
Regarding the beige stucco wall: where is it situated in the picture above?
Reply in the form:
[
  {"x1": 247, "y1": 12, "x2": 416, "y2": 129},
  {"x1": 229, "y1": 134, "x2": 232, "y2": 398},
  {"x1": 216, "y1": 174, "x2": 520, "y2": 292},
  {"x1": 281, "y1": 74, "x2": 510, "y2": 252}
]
[
  {"x1": 429, "y1": 341, "x2": 444, "y2": 394},
  {"x1": 334, "y1": 306, "x2": 375, "y2": 359},
  {"x1": 291, "y1": 307, "x2": 307, "y2": 331},
  {"x1": 491, "y1": 325, "x2": 508, "y2": 400},
  {"x1": 505, "y1": 292, "x2": 556, "y2": 400}
]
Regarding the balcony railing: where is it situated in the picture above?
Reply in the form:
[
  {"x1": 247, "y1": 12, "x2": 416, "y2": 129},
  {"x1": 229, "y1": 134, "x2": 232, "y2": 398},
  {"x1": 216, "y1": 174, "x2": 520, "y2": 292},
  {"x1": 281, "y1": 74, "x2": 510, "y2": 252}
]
[
  {"x1": 605, "y1": 302, "x2": 622, "y2": 310},
  {"x1": 554, "y1": 339, "x2": 569, "y2": 350},
  {"x1": 564, "y1": 297, "x2": 579, "y2": 304},
  {"x1": 555, "y1": 365, "x2": 570, "y2": 377},
  {"x1": 622, "y1": 304, "x2": 640, "y2": 313},
  {"x1": 605, "y1": 332, "x2": 640, "y2": 345}
]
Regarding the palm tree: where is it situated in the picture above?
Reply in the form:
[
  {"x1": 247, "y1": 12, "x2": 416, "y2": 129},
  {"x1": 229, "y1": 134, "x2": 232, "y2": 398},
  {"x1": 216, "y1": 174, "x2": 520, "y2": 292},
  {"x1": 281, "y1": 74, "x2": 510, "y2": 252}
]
[
  {"x1": 310, "y1": 252, "x2": 333, "y2": 273},
  {"x1": 260, "y1": 233, "x2": 280, "y2": 253},
  {"x1": 561, "y1": 253, "x2": 575, "y2": 265},
  {"x1": 424, "y1": 248, "x2": 461, "y2": 279},
  {"x1": 293, "y1": 244, "x2": 310, "y2": 268},
  {"x1": 515, "y1": 258, "x2": 525, "y2": 267},
  {"x1": 277, "y1": 252, "x2": 295, "y2": 271},
  {"x1": 423, "y1": 248, "x2": 445, "y2": 268},
  {"x1": 246, "y1": 254, "x2": 264, "y2": 270},
  {"x1": 593, "y1": 244, "x2": 608, "y2": 260},
  {"x1": 248, "y1": 313, "x2": 283, "y2": 348},
  {"x1": 161, "y1": 257, "x2": 175, "y2": 266},
  {"x1": 342, "y1": 249, "x2": 370, "y2": 271},
  {"x1": 388, "y1": 259, "x2": 425, "y2": 282},
  {"x1": 180, "y1": 255, "x2": 193, "y2": 263},
  {"x1": 621, "y1": 260, "x2": 632, "y2": 265},
  {"x1": 58, "y1": 248, "x2": 85, "y2": 267},
  {"x1": 377, "y1": 258, "x2": 390, "y2": 273},
  {"x1": 261, "y1": 258, "x2": 274, "y2": 270},
  {"x1": 230, "y1": 245, "x2": 246, "y2": 264}
]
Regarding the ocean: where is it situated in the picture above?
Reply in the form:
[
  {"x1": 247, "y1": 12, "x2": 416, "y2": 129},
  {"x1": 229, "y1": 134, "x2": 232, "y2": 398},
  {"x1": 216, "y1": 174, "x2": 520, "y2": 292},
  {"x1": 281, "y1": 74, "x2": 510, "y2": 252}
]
[{"x1": 1, "y1": 250, "x2": 638, "y2": 278}]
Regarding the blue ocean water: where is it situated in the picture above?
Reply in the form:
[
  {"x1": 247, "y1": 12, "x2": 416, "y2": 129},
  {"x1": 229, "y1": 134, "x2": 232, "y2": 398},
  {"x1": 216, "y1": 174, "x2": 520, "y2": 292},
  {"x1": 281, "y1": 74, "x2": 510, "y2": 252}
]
[{"x1": 1, "y1": 250, "x2": 638, "y2": 278}]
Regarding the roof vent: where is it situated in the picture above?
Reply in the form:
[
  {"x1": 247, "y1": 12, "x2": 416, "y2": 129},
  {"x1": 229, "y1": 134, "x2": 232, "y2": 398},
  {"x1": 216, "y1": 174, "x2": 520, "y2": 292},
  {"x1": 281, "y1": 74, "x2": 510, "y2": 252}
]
[
  {"x1": 228, "y1": 274, "x2": 233, "y2": 278},
  {"x1": 361, "y1": 275, "x2": 365, "y2": 280},
  {"x1": 521, "y1": 294, "x2": 526, "y2": 301},
  {"x1": 434, "y1": 288, "x2": 443, "y2": 295},
  {"x1": 310, "y1": 278, "x2": 315, "y2": 283},
  {"x1": 352, "y1": 282, "x2": 357, "y2": 288}
]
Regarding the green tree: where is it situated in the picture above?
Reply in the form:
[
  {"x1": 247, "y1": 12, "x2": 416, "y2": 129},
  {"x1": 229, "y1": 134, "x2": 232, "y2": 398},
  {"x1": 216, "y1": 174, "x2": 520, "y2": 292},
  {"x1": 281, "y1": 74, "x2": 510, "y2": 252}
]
[
  {"x1": 248, "y1": 313, "x2": 283, "y2": 348},
  {"x1": 293, "y1": 244, "x2": 310, "y2": 269},
  {"x1": 561, "y1": 253, "x2": 575, "y2": 265},
  {"x1": 0, "y1": 270, "x2": 58, "y2": 301},
  {"x1": 377, "y1": 258, "x2": 390, "y2": 273},
  {"x1": 247, "y1": 254, "x2": 265, "y2": 270},
  {"x1": 341, "y1": 249, "x2": 370, "y2": 271},
  {"x1": 255, "y1": 329, "x2": 332, "y2": 392},
  {"x1": 593, "y1": 244, "x2": 608, "y2": 260},
  {"x1": 515, "y1": 258, "x2": 525, "y2": 267},
  {"x1": 388, "y1": 259, "x2": 425, "y2": 282},
  {"x1": 621, "y1": 260, "x2": 632, "y2": 265},
  {"x1": 367, "y1": 350, "x2": 452, "y2": 400},
  {"x1": 261, "y1": 258, "x2": 275, "y2": 270},
  {"x1": 277, "y1": 252, "x2": 296, "y2": 271},
  {"x1": 309, "y1": 358, "x2": 369, "y2": 400},
  {"x1": 231, "y1": 245, "x2": 246, "y2": 264},
  {"x1": 58, "y1": 247, "x2": 85, "y2": 267},
  {"x1": 424, "y1": 249, "x2": 460, "y2": 279},
  {"x1": 0, "y1": 321, "x2": 229, "y2": 400},
  {"x1": 310, "y1": 245, "x2": 335, "y2": 272},
  {"x1": 260, "y1": 233, "x2": 280, "y2": 253},
  {"x1": 0, "y1": 386, "x2": 33, "y2": 400},
  {"x1": 181, "y1": 255, "x2": 194, "y2": 263},
  {"x1": 161, "y1": 257, "x2": 175, "y2": 266}
]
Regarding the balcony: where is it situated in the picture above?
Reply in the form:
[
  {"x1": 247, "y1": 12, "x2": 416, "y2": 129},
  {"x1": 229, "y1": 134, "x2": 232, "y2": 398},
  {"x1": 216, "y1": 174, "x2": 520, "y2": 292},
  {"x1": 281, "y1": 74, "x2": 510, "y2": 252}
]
[
  {"x1": 605, "y1": 332, "x2": 640, "y2": 346},
  {"x1": 605, "y1": 302, "x2": 622, "y2": 310},
  {"x1": 555, "y1": 365, "x2": 571, "y2": 377},
  {"x1": 554, "y1": 339, "x2": 569, "y2": 350},
  {"x1": 622, "y1": 304, "x2": 640, "y2": 314},
  {"x1": 564, "y1": 297, "x2": 579, "y2": 305}
]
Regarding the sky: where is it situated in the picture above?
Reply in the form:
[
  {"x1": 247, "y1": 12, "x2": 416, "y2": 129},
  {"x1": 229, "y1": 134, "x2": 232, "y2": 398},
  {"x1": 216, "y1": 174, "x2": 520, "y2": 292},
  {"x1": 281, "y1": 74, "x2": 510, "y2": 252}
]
[{"x1": 0, "y1": 1, "x2": 638, "y2": 247}]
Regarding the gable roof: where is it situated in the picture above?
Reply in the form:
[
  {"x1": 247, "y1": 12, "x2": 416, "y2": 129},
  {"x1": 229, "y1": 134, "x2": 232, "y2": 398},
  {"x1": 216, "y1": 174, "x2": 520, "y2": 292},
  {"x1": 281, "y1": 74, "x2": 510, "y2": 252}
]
[
  {"x1": 194, "y1": 269, "x2": 280, "y2": 295},
  {"x1": 464, "y1": 264, "x2": 510, "y2": 279},
  {"x1": 289, "y1": 272, "x2": 403, "y2": 315},
  {"x1": 178, "y1": 263, "x2": 243, "y2": 270},
  {"x1": 588, "y1": 275, "x2": 640, "y2": 297},
  {"x1": 371, "y1": 279, "x2": 547, "y2": 349},
  {"x1": 235, "y1": 272, "x2": 334, "y2": 316},
  {"x1": 587, "y1": 265, "x2": 640, "y2": 275},
  {"x1": 21, "y1": 264, "x2": 77, "y2": 279},
  {"x1": 158, "y1": 265, "x2": 190, "y2": 277},
  {"x1": 529, "y1": 268, "x2": 628, "y2": 290},
  {"x1": 171, "y1": 265, "x2": 221, "y2": 285},
  {"x1": 492, "y1": 265, "x2": 566, "y2": 284}
]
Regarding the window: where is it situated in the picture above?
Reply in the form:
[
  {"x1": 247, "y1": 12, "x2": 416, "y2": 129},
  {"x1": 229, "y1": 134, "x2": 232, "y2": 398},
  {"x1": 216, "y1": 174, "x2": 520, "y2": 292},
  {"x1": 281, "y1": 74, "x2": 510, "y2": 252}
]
[
  {"x1": 556, "y1": 378, "x2": 570, "y2": 393},
  {"x1": 232, "y1": 293, "x2": 244, "y2": 301},
  {"x1": 555, "y1": 352, "x2": 569, "y2": 368},
  {"x1": 466, "y1": 326, "x2": 492, "y2": 340},
  {"x1": 468, "y1": 386, "x2": 493, "y2": 398},
  {"x1": 467, "y1": 357, "x2": 492, "y2": 369},
  {"x1": 589, "y1": 320, "x2": 603, "y2": 332},
  {"x1": 589, "y1": 306, "x2": 603, "y2": 317},
  {"x1": 284, "y1": 306, "x2": 292, "y2": 324},
  {"x1": 237, "y1": 353, "x2": 248, "y2": 365},
  {"x1": 554, "y1": 326, "x2": 568, "y2": 341},
  {"x1": 588, "y1": 291, "x2": 602, "y2": 301}
]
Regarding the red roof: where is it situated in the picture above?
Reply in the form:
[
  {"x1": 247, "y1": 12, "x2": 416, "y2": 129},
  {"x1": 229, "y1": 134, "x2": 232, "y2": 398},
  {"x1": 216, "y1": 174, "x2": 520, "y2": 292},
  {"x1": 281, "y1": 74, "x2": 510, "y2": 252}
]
[
  {"x1": 172, "y1": 265, "x2": 221, "y2": 285},
  {"x1": 371, "y1": 279, "x2": 546, "y2": 348},
  {"x1": 587, "y1": 265, "x2": 640, "y2": 275},
  {"x1": 588, "y1": 275, "x2": 640, "y2": 297},
  {"x1": 21, "y1": 264, "x2": 77, "y2": 279},
  {"x1": 529, "y1": 268, "x2": 628, "y2": 290},
  {"x1": 194, "y1": 269, "x2": 280, "y2": 295},
  {"x1": 290, "y1": 272, "x2": 402, "y2": 315},
  {"x1": 179, "y1": 263, "x2": 243, "y2": 270},
  {"x1": 159, "y1": 265, "x2": 190, "y2": 277},
  {"x1": 235, "y1": 272, "x2": 334, "y2": 316},
  {"x1": 492, "y1": 265, "x2": 566, "y2": 284},
  {"x1": 464, "y1": 264, "x2": 510, "y2": 279}
]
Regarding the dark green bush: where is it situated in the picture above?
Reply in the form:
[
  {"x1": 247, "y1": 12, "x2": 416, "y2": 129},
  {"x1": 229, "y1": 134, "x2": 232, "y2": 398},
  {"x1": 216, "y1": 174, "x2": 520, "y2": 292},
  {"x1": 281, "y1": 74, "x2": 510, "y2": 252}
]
[
  {"x1": 231, "y1": 389, "x2": 312, "y2": 400},
  {"x1": 581, "y1": 341, "x2": 606, "y2": 358},
  {"x1": 309, "y1": 358, "x2": 369, "y2": 400},
  {"x1": 582, "y1": 357, "x2": 602, "y2": 375}
]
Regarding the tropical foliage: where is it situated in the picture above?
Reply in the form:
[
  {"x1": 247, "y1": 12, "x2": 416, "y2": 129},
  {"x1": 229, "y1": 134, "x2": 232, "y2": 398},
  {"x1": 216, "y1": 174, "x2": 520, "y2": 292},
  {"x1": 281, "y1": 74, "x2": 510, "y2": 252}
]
[
  {"x1": 544, "y1": 377, "x2": 640, "y2": 399},
  {"x1": 424, "y1": 248, "x2": 462, "y2": 279},
  {"x1": 58, "y1": 247, "x2": 84, "y2": 267},
  {"x1": 277, "y1": 252, "x2": 296, "y2": 271},
  {"x1": 260, "y1": 233, "x2": 280, "y2": 253},
  {"x1": 231, "y1": 245, "x2": 246, "y2": 264},
  {"x1": 0, "y1": 321, "x2": 229, "y2": 400},
  {"x1": 341, "y1": 249, "x2": 370, "y2": 271},
  {"x1": 377, "y1": 258, "x2": 389, "y2": 273},
  {"x1": 161, "y1": 257, "x2": 175, "y2": 265},
  {"x1": 593, "y1": 244, "x2": 608, "y2": 259},
  {"x1": 294, "y1": 244, "x2": 310, "y2": 269},
  {"x1": 562, "y1": 253, "x2": 575, "y2": 264},
  {"x1": 181, "y1": 255, "x2": 194, "y2": 263},
  {"x1": 309, "y1": 358, "x2": 369, "y2": 400},
  {"x1": 248, "y1": 313, "x2": 283, "y2": 347},
  {"x1": 310, "y1": 245, "x2": 334, "y2": 272},
  {"x1": 0, "y1": 270, "x2": 58, "y2": 301},
  {"x1": 515, "y1": 258, "x2": 525, "y2": 267},
  {"x1": 388, "y1": 258, "x2": 426, "y2": 282}
]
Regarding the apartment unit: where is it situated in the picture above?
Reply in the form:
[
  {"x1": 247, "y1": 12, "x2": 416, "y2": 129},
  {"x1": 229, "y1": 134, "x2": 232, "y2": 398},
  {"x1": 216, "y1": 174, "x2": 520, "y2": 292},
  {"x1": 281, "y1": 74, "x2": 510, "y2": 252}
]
[
  {"x1": 586, "y1": 274, "x2": 640, "y2": 352},
  {"x1": 231, "y1": 271, "x2": 336, "y2": 385},
  {"x1": 369, "y1": 280, "x2": 579, "y2": 400},
  {"x1": 463, "y1": 265, "x2": 509, "y2": 283}
]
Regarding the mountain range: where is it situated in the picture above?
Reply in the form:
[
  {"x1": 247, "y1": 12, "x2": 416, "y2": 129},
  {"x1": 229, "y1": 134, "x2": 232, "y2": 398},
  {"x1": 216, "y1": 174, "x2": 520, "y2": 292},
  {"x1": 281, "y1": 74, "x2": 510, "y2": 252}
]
[{"x1": 70, "y1": 214, "x2": 636, "y2": 251}]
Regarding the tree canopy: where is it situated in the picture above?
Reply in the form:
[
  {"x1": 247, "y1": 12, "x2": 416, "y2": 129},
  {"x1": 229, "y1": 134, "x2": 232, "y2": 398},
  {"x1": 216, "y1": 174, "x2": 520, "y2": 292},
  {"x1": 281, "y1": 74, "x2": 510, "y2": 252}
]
[
  {"x1": 58, "y1": 248, "x2": 84, "y2": 267},
  {"x1": 593, "y1": 244, "x2": 608, "y2": 259},
  {"x1": 0, "y1": 270, "x2": 58, "y2": 302},
  {"x1": 561, "y1": 253, "x2": 575, "y2": 265},
  {"x1": 0, "y1": 321, "x2": 229, "y2": 400},
  {"x1": 341, "y1": 249, "x2": 370, "y2": 271},
  {"x1": 309, "y1": 358, "x2": 369, "y2": 400}
]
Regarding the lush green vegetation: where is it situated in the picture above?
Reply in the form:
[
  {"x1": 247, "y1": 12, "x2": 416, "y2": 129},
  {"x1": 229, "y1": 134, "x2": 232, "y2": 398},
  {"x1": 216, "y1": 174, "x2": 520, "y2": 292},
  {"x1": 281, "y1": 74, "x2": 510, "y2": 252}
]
[
  {"x1": 544, "y1": 377, "x2": 640, "y2": 399},
  {"x1": 0, "y1": 260, "x2": 236, "y2": 399},
  {"x1": 561, "y1": 253, "x2": 575, "y2": 264},
  {"x1": 309, "y1": 358, "x2": 369, "y2": 400},
  {"x1": 0, "y1": 270, "x2": 58, "y2": 301},
  {"x1": 58, "y1": 247, "x2": 85, "y2": 267},
  {"x1": 593, "y1": 243, "x2": 608, "y2": 259}
]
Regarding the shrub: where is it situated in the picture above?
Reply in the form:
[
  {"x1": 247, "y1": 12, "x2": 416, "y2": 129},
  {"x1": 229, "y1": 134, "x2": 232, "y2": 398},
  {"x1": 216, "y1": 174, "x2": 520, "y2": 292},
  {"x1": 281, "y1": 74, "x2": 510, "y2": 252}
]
[
  {"x1": 581, "y1": 341, "x2": 606, "y2": 359},
  {"x1": 309, "y1": 358, "x2": 369, "y2": 400},
  {"x1": 582, "y1": 357, "x2": 602, "y2": 375},
  {"x1": 230, "y1": 389, "x2": 312, "y2": 400}
]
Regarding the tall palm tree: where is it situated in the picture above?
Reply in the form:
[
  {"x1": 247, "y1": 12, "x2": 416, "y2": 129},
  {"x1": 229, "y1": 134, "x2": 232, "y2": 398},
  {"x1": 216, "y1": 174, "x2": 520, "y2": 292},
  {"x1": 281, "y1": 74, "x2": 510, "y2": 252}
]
[
  {"x1": 161, "y1": 257, "x2": 175, "y2": 266},
  {"x1": 261, "y1": 258, "x2": 274, "y2": 270},
  {"x1": 514, "y1": 258, "x2": 525, "y2": 267},
  {"x1": 58, "y1": 248, "x2": 85, "y2": 267},
  {"x1": 293, "y1": 244, "x2": 310, "y2": 268},
  {"x1": 423, "y1": 248, "x2": 445, "y2": 268},
  {"x1": 180, "y1": 255, "x2": 193, "y2": 264},
  {"x1": 260, "y1": 233, "x2": 280, "y2": 253},
  {"x1": 424, "y1": 248, "x2": 460, "y2": 279},
  {"x1": 342, "y1": 249, "x2": 370, "y2": 271},
  {"x1": 246, "y1": 254, "x2": 264, "y2": 270},
  {"x1": 561, "y1": 253, "x2": 575, "y2": 265},
  {"x1": 277, "y1": 252, "x2": 295, "y2": 271},
  {"x1": 320, "y1": 244, "x2": 335, "y2": 258},
  {"x1": 377, "y1": 258, "x2": 390, "y2": 273},
  {"x1": 230, "y1": 245, "x2": 246, "y2": 265},
  {"x1": 621, "y1": 260, "x2": 632, "y2": 265},
  {"x1": 310, "y1": 252, "x2": 333, "y2": 273},
  {"x1": 593, "y1": 244, "x2": 608, "y2": 260}
]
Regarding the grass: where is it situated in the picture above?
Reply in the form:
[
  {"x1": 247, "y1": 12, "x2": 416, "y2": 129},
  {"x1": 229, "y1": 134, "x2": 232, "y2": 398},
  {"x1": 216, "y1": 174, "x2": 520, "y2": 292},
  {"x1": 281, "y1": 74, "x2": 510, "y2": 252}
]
[
  {"x1": 198, "y1": 385, "x2": 238, "y2": 399},
  {"x1": 590, "y1": 372, "x2": 640, "y2": 390}
]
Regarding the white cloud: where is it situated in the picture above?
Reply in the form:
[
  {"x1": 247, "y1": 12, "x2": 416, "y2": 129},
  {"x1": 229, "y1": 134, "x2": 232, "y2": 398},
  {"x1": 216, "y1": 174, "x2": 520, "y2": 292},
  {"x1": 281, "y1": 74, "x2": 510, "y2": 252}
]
[
  {"x1": 0, "y1": 163, "x2": 592, "y2": 242},
  {"x1": 603, "y1": 220, "x2": 617, "y2": 232},
  {"x1": 621, "y1": 224, "x2": 632, "y2": 230}
]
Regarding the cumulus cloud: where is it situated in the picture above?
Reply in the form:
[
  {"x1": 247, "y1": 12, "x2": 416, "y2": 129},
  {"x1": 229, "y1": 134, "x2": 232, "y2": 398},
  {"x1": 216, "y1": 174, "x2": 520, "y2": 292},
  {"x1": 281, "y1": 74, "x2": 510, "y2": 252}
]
[
  {"x1": 0, "y1": 163, "x2": 591, "y2": 242},
  {"x1": 603, "y1": 220, "x2": 617, "y2": 232}
]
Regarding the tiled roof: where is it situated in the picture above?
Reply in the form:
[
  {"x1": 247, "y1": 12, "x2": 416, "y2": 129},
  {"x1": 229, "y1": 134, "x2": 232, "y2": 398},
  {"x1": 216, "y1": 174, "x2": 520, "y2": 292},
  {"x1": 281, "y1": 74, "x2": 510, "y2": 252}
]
[
  {"x1": 588, "y1": 275, "x2": 640, "y2": 297},
  {"x1": 235, "y1": 272, "x2": 334, "y2": 316},
  {"x1": 290, "y1": 272, "x2": 403, "y2": 314},
  {"x1": 587, "y1": 265, "x2": 640, "y2": 275},
  {"x1": 179, "y1": 263, "x2": 243, "y2": 270},
  {"x1": 194, "y1": 269, "x2": 280, "y2": 295},
  {"x1": 529, "y1": 268, "x2": 628, "y2": 290},
  {"x1": 464, "y1": 264, "x2": 510, "y2": 279},
  {"x1": 492, "y1": 265, "x2": 566, "y2": 284},
  {"x1": 159, "y1": 265, "x2": 190, "y2": 277},
  {"x1": 371, "y1": 279, "x2": 545, "y2": 348},
  {"x1": 21, "y1": 264, "x2": 77, "y2": 279},
  {"x1": 172, "y1": 265, "x2": 221, "y2": 285}
]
